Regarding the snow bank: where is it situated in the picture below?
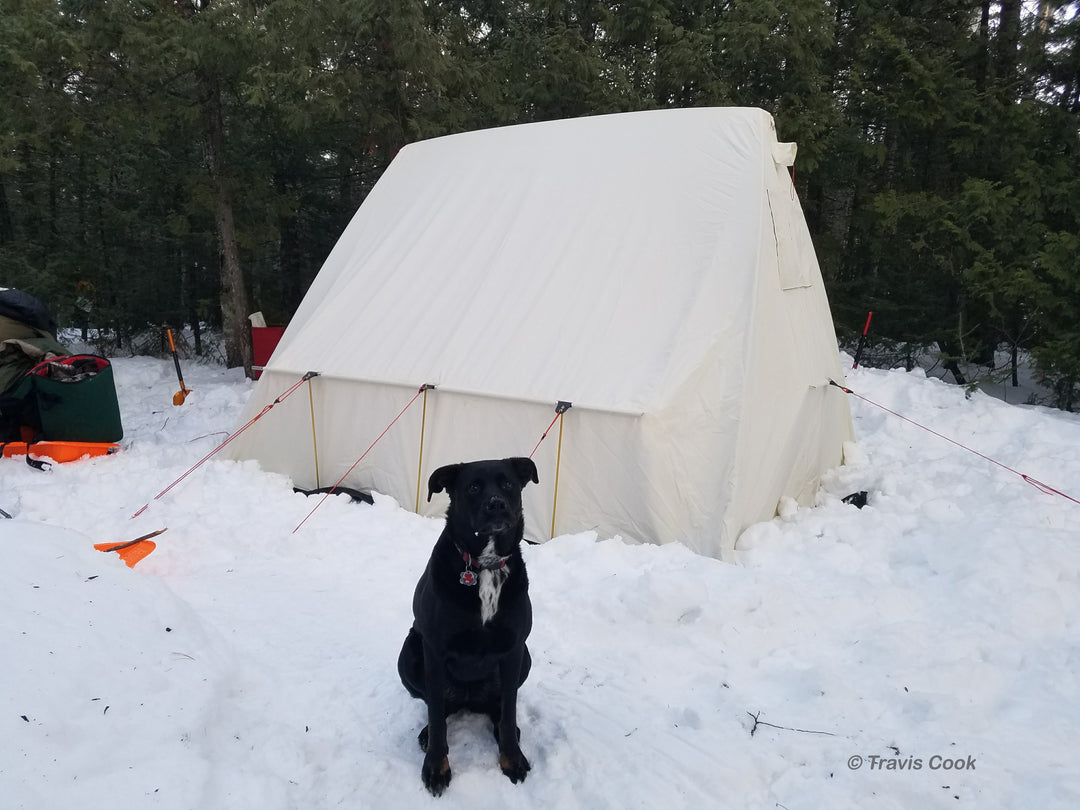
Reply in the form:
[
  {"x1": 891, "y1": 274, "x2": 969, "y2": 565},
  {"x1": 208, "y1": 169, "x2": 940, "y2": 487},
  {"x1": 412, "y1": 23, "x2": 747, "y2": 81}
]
[{"x1": 2, "y1": 355, "x2": 1078, "y2": 808}]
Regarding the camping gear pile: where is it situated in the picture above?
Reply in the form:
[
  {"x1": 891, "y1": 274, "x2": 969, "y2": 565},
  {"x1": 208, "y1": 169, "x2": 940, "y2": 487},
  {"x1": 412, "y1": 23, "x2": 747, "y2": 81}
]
[
  {"x1": 0, "y1": 288, "x2": 123, "y2": 462},
  {"x1": 1, "y1": 287, "x2": 139, "y2": 561}
]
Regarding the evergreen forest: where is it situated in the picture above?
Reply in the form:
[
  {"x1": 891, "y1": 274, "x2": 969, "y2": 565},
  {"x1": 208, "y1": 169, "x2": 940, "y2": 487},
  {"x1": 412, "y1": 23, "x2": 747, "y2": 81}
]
[{"x1": 2, "y1": 1, "x2": 1079, "y2": 406}]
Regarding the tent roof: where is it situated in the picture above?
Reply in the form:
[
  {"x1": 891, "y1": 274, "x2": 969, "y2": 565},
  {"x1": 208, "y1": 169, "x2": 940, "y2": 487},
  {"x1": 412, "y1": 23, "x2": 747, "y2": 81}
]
[{"x1": 270, "y1": 107, "x2": 782, "y2": 414}]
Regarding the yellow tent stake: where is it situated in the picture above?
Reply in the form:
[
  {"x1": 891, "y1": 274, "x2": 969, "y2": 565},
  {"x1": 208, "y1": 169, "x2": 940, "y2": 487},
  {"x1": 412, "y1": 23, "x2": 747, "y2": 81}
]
[
  {"x1": 415, "y1": 385, "x2": 433, "y2": 513},
  {"x1": 548, "y1": 412, "x2": 565, "y2": 540},
  {"x1": 308, "y1": 376, "x2": 321, "y2": 488}
]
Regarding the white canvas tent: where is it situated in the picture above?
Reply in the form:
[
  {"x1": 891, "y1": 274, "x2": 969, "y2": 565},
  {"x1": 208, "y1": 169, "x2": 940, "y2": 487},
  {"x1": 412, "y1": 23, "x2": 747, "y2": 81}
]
[{"x1": 228, "y1": 107, "x2": 854, "y2": 561}]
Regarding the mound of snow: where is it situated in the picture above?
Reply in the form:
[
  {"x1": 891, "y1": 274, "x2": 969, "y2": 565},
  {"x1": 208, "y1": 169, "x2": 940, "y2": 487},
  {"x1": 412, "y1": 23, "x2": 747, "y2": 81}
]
[{"x1": 1, "y1": 522, "x2": 240, "y2": 808}]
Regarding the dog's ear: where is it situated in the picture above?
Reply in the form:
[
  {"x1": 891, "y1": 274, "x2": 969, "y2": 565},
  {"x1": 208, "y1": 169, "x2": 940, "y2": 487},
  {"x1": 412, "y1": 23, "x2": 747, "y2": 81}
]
[
  {"x1": 508, "y1": 457, "x2": 539, "y2": 488},
  {"x1": 427, "y1": 463, "x2": 462, "y2": 502}
]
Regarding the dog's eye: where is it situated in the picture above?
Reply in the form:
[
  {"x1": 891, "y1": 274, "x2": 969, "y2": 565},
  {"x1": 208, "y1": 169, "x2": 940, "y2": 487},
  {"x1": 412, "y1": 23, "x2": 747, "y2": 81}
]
[
  {"x1": 467, "y1": 483, "x2": 481, "y2": 495},
  {"x1": 501, "y1": 480, "x2": 514, "y2": 491}
]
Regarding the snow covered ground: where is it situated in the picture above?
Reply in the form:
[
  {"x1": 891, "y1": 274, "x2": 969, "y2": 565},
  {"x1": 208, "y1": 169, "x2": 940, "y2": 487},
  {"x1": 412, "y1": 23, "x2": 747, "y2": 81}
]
[{"x1": 2, "y1": 353, "x2": 1079, "y2": 809}]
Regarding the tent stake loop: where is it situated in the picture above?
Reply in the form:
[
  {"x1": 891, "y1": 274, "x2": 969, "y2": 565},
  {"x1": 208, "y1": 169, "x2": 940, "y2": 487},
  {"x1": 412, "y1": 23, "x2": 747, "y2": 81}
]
[
  {"x1": 549, "y1": 401, "x2": 572, "y2": 539},
  {"x1": 308, "y1": 375, "x2": 321, "y2": 488}
]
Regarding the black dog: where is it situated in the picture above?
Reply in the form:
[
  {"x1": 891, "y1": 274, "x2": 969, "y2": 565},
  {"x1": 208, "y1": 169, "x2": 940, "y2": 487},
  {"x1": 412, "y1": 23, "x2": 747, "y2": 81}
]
[{"x1": 398, "y1": 457, "x2": 539, "y2": 796}]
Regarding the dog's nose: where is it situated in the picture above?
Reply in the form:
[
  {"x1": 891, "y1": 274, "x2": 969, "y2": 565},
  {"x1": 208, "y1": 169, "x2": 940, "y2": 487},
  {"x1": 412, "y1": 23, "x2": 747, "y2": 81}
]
[{"x1": 486, "y1": 495, "x2": 507, "y2": 513}]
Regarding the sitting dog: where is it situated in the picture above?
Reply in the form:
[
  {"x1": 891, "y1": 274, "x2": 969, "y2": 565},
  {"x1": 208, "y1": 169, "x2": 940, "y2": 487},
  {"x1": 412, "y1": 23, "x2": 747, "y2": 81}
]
[{"x1": 398, "y1": 457, "x2": 539, "y2": 796}]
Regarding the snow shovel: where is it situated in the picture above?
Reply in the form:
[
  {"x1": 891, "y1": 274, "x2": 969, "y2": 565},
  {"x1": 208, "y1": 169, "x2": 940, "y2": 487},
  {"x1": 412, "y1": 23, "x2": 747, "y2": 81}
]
[
  {"x1": 167, "y1": 329, "x2": 192, "y2": 405},
  {"x1": 94, "y1": 528, "x2": 166, "y2": 568}
]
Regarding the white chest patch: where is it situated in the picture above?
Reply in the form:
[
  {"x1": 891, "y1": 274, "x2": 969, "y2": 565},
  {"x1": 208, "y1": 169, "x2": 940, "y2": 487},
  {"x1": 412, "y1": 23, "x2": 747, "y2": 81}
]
[
  {"x1": 478, "y1": 567, "x2": 508, "y2": 625},
  {"x1": 476, "y1": 539, "x2": 509, "y2": 625}
]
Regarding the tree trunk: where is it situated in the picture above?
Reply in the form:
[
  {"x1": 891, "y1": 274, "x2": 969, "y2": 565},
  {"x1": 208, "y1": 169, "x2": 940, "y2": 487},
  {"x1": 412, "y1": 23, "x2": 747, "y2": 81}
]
[
  {"x1": 175, "y1": 0, "x2": 252, "y2": 373},
  {"x1": 203, "y1": 75, "x2": 252, "y2": 375},
  {"x1": 192, "y1": 311, "x2": 203, "y2": 356},
  {"x1": 995, "y1": 0, "x2": 1022, "y2": 91},
  {"x1": 0, "y1": 174, "x2": 13, "y2": 244},
  {"x1": 977, "y1": 1, "x2": 991, "y2": 92}
]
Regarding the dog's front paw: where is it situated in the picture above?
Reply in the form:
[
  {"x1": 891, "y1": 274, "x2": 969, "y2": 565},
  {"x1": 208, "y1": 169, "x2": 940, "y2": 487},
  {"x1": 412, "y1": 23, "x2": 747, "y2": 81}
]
[
  {"x1": 422, "y1": 753, "x2": 452, "y2": 796},
  {"x1": 499, "y1": 746, "x2": 531, "y2": 784}
]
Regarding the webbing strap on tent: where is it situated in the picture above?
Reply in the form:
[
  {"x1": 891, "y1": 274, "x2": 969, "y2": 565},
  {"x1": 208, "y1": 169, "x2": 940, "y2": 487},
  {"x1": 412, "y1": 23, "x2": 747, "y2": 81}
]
[
  {"x1": 530, "y1": 401, "x2": 572, "y2": 539},
  {"x1": 308, "y1": 375, "x2": 321, "y2": 488},
  {"x1": 414, "y1": 384, "x2": 436, "y2": 513},
  {"x1": 549, "y1": 402, "x2": 571, "y2": 538}
]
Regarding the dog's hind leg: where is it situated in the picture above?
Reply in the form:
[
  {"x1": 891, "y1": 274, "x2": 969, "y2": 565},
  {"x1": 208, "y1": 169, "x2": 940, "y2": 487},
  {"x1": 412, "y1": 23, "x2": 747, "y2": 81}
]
[
  {"x1": 518, "y1": 643, "x2": 532, "y2": 687},
  {"x1": 397, "y1": 627, "x2": 426, "y2": 700}
]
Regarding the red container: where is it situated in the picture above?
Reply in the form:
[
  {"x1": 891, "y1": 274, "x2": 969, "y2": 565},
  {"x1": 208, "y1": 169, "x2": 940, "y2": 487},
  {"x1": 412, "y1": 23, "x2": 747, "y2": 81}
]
[{"x1": 251, "y1": 326, "x2": 286, "y2": 379}]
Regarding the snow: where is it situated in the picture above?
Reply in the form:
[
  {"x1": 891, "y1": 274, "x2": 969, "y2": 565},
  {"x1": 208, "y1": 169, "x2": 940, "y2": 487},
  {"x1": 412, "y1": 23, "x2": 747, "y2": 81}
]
[{"x1": 3, "y1": 353, "x2": 1079, "y2": 808}]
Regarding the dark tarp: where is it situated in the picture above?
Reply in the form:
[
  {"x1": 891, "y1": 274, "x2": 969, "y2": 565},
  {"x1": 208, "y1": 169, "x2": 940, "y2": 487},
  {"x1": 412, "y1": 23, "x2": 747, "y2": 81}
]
[{"x1": 0, "y1": 287, "x2": 58, "y2": 336}]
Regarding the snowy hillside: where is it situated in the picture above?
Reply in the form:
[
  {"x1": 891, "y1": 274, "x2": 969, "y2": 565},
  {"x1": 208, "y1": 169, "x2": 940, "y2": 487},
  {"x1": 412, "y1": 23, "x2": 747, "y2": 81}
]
[{"x1": 2, "y1": 354, "x2": 1079, "y2": 809}]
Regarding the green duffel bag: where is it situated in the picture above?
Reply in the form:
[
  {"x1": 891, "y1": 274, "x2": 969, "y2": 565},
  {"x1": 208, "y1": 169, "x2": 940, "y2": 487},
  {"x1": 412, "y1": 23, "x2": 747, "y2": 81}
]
[{"x1": 10, "y1": 355, "x2": 124, "y2": 443}]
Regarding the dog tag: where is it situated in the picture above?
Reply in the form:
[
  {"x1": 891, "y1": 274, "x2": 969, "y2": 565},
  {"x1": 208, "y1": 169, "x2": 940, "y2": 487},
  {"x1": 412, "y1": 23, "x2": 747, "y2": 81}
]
[{"x1": 460, "y1": 570, "x2": 477, "y2": 586}]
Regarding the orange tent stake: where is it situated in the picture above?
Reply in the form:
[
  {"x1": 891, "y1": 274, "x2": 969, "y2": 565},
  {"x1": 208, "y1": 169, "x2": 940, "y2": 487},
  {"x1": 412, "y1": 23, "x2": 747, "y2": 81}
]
[{"x1": 95, "y1": 528, "x2": 166, "y2": 568}]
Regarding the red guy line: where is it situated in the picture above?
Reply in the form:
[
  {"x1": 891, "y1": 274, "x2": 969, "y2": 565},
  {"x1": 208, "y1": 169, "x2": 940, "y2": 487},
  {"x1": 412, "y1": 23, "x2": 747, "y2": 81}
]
[{"x1": 832, "y1": 380, "x2": 1080, "y2": 507}]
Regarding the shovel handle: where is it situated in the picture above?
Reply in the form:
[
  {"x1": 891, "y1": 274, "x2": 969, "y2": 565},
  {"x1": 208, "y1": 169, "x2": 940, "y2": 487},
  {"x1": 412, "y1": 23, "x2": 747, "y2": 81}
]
[{"x1": 167, "y1": 329, "x2": 188, "y2": 393}]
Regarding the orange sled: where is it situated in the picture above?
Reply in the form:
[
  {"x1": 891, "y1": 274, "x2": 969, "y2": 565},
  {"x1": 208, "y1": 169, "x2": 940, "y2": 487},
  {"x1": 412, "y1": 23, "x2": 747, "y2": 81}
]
[{"x1": 2, "y1": 440, "x2": 121, "y2": 463}]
